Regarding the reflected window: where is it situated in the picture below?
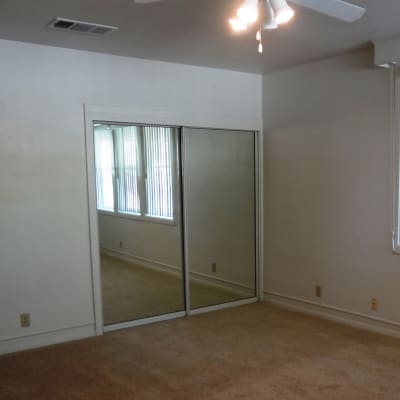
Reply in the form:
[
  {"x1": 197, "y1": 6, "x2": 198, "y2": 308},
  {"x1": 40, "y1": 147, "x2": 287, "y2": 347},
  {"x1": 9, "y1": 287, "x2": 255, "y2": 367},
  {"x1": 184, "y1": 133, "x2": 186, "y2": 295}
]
[{"x1": 94, "y1": 124, "x2": 176, "y2": 222}]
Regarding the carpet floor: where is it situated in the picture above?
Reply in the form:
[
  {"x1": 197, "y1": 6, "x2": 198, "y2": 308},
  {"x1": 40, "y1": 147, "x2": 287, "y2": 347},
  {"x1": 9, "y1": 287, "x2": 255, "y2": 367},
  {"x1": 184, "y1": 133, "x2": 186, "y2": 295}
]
[
  {"x1": 1, "y1": 303, "x2": 400, "y2": 400},
  {"x1": 101, "y1": 255, "x2": 248, "y2": 325}
]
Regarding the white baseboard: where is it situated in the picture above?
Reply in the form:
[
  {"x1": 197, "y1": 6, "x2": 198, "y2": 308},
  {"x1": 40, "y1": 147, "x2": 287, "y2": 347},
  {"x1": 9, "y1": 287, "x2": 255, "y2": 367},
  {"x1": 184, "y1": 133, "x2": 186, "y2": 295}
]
[
  {"x1": 264, "y1": 291, "x2": 400, "y2": 339},
  {"x1": 0, "y1": 323, "x2": 96, "y2": 355},
  {"x1": 102, "y1": 247, "x2": 254, "y2": 297}
]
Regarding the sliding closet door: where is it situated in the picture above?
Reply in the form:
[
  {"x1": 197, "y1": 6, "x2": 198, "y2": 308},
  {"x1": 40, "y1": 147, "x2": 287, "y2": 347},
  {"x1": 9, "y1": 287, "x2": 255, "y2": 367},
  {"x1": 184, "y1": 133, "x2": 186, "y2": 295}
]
[
  {"x1": 94, "y1": 123, "x2": 185, "y2": 326},
  {"x1": 183, "y1": 128, "x2": 256, "y2": 310}
]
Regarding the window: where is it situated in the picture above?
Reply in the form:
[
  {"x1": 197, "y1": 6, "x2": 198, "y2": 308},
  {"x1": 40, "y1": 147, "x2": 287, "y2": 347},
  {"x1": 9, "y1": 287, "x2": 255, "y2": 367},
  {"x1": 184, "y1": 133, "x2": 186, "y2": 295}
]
[{"x1": 94, "y1": 123, "x2": 177, "y2": 222}]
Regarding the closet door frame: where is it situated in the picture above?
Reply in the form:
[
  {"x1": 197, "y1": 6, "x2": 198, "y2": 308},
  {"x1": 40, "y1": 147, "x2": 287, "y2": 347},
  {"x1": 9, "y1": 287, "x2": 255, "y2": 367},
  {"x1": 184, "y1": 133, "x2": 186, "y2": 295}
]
[{"x1": 84, "y1": 104, "x2": 263, "y2": 336}]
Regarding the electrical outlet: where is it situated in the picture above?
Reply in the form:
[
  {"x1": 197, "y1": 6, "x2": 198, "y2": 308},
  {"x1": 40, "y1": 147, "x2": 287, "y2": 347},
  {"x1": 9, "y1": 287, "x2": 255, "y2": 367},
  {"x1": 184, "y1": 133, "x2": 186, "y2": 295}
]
[
  {"x1": 212, "y1": 263, "x2": 217, "y2": 273},
  {"x1": 20, "y1": 313, "x2": 30, "y2": 328},
  {"x1": 371, "y1": 298, "x2": 378, "y2": 311},
  {"x1": 315, "y1": 285, "x2": 322, "y2": 298},
  {"x1": 119, "y1": 241, "x2": 123, "y2": 249}
]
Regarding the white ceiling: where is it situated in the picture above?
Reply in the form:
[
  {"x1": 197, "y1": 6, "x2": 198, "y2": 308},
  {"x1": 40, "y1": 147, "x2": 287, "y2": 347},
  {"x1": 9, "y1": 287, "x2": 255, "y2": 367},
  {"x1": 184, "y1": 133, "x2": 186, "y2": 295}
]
[{"x1": 0, "y1": 0, "x2": 399, "y2": 73}]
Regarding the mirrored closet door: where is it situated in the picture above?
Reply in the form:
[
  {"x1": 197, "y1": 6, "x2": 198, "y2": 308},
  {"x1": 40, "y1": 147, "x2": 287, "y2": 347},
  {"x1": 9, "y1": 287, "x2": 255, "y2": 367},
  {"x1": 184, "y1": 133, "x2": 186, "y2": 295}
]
[
  {"x1": 93, "y1": 123, "x2": 185, "y2": 326},
  {"x1": 183, "y1": 128, "x2": 257, "y2": 310},
  {"x1": 91, "y1": 121, "x2": 257, "y2": 329}
]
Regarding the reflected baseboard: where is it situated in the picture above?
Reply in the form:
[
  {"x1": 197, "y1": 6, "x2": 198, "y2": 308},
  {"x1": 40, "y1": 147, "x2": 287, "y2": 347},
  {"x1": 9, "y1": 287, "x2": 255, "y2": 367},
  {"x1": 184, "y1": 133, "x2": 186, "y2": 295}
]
[
  {"x1": 101, "y1": 247, "x2": 181, "y2": 277},
  {"x1": 100, "y1": 247, "x2": 254, "y2": 297},
  {"x1": 189, "y1": 271, "x2": 255, "y2": 297}
]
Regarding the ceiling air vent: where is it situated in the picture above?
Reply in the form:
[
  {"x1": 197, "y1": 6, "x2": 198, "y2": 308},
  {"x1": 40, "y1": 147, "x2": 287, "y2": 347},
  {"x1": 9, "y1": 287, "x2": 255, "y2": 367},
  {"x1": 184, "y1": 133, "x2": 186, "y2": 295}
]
[{"x1": 48, "y1": 18, "x2": 118, "y2": 36}]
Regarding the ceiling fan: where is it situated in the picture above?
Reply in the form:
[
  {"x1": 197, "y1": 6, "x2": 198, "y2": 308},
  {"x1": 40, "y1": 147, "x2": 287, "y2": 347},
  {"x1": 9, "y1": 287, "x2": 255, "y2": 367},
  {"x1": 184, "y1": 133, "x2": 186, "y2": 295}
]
[{"x1": 133, "y1": 0, "x2": 366, "y2": 54}]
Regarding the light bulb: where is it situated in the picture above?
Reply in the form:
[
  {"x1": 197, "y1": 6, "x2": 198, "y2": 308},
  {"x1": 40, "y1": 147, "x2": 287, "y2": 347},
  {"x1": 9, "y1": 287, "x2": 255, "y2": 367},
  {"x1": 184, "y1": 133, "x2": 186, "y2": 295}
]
[
  {"x1": 258, "y1": 42, "x2": 263, "y2": 54},
  {"x1": 275, "y1": 7, "x2": 294, "y2": 24},
  {"x1": 256, "y1": 30, "x2": 261, "y2": 41},
  {"x1": 237, "y1": 0, "x2": 259, "y2": 24},
  {"x1": 229, "y1": 18, "x2": 248, "y2": 31}
]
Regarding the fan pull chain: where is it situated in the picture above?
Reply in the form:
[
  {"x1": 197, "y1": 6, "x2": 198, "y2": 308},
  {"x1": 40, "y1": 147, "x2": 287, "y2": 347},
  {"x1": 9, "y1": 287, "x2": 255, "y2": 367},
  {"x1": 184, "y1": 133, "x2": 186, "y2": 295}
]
[{"x1": 257, "y1": 27, "x2": 263, "y2": 53}]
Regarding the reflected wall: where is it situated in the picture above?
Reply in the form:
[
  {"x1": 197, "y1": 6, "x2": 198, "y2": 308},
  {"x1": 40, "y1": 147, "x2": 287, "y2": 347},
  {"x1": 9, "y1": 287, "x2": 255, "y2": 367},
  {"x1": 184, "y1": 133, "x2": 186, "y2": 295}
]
[{"x1": 183, "y1": 128, "x2": 256, "y2": 309}]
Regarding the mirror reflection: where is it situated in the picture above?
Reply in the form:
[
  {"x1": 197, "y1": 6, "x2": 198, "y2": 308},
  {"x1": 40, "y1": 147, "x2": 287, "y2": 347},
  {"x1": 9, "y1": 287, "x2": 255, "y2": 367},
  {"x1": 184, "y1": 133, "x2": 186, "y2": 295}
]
[
  {"x1": 184, "y1": 128, "x2": 256, "y2": 309},
  {"x1": 94, "y1": 123, "x2": 184, "y2": 325}
]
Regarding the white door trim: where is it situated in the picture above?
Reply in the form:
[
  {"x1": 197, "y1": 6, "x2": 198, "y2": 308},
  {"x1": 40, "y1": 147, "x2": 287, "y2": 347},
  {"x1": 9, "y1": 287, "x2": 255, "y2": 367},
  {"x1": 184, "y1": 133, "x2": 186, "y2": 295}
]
[{"x1": 188, "y1": 297, "x2": 258, "y2": 316}]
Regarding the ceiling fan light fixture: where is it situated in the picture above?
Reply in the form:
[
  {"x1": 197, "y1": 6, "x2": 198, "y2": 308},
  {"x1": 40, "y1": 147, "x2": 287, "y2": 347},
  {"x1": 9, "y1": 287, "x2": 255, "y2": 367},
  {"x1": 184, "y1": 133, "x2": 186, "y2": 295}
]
[
  {"x1": 237, "y1": 0, "x2": 259, "y2": 24},
  {"x1": 229, "y1": 18, "x2": 248, "y2": 31},
  {"x1": 270, "y1": 0, "x2": 294, "y2": 24},
  {"x1": 261, "y1": 0, "x2": 278, "y2": 30}
]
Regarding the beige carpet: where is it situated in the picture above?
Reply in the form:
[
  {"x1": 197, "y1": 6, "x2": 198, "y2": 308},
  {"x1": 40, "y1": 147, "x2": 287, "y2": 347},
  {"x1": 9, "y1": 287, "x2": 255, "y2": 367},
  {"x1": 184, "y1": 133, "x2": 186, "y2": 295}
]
[
  {"x1": 1, "y1": 303, "x2": 400, "y2": 400},
  {"x1": 101, "y1": 255, "x2": 249, "y2": 325}
]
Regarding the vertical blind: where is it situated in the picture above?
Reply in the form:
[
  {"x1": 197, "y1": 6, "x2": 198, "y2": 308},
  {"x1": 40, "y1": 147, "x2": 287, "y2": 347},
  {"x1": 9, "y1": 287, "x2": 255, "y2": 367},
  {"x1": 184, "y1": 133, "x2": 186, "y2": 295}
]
[{"x1": 94, "y1": 124, "x2": 175, "y2": 221}]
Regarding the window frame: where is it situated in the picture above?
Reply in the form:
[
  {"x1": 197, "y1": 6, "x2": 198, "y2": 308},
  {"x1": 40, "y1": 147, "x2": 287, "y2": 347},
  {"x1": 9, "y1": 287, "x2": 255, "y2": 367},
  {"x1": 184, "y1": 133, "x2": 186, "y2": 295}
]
[{"x1": 94, "y1": 122, "x2": 180, "y2": 226}]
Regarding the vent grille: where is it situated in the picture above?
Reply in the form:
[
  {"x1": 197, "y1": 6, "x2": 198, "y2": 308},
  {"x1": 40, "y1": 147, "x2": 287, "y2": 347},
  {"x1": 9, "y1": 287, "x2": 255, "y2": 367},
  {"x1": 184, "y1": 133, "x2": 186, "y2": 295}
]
[{"x1": 48, "y1": 18, "x2": 118, "y2": 36}]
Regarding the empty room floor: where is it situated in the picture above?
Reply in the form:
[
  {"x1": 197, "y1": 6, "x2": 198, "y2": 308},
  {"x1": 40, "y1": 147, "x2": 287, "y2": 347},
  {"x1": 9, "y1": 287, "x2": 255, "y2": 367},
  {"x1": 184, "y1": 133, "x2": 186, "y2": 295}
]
[
  {"x1": 1, "y1": 303, "x2": 400, "y2": 400},
  {"x1": 101, "y1": 254, "x2": 248, "y2": 325}
]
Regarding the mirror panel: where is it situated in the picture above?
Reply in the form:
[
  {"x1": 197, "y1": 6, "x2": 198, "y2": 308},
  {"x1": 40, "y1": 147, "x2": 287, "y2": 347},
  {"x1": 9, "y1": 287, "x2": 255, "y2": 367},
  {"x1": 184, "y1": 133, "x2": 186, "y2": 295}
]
[
  {"x1": 94, "y1": 123, "x2": 185, "y2": 325},
  {"x1": 183, "y1": 128, "x2": 256, "y2": 309}
]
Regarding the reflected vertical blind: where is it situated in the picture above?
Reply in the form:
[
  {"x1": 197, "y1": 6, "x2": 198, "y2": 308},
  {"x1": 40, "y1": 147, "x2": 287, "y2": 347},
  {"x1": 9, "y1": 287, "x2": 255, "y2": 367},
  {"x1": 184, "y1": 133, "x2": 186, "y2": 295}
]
[
  {"x1": 115, "y1": 126, "x2": 141, "y2": 215},
  {"x1": 144, "y1": 126, "x2": 174, "y2": 220},
  {"x1": 94, "y1": 126, "x2": 115, "y2": 212},
  {"x1": 94, "y1": 124, "x2": 176, "y2": 221}
]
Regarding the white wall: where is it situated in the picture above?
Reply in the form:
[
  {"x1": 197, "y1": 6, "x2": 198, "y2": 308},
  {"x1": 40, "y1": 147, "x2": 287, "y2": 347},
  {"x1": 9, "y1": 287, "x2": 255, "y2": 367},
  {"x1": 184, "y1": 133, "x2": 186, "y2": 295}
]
[
  {"x1": 3, "y1": 34, "x2": 398, "y2": 352},
  {"x1": 0, "y1": 38, "x2": 261, "y2": 352},
  {"x1": 262, "y1": 49, "x2": 400, "y2": 328}
]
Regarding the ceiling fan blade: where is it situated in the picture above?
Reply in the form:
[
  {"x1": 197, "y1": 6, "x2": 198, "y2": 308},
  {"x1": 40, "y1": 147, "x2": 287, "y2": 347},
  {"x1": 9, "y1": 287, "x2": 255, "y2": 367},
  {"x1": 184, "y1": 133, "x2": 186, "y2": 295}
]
[{"x1": 289, "y1": 0, "x2": 366, "y2": 22}]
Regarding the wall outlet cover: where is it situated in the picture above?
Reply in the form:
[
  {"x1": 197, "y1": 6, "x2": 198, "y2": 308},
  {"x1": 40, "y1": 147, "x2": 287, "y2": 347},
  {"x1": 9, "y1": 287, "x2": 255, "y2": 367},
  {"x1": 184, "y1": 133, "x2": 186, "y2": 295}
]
[{"x1": 20, "y1": 313, "x2": 30, "y2": 328}]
